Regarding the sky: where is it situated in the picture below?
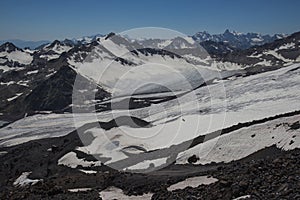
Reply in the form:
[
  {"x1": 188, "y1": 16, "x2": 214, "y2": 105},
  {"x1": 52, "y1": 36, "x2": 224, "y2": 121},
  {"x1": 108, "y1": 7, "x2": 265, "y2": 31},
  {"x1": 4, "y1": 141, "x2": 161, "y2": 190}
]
[{"x1": 0, "y1": 0, "x2": 300, "y2": 41}]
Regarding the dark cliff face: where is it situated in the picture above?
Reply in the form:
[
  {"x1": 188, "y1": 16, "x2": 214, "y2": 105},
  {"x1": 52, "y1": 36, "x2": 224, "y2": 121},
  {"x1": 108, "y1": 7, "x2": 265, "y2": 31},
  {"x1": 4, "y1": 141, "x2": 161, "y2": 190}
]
[
  {"x1": 23, "y1": 65, "x2": 110, "y2": 114},
  {"x1": 23, "y1": 66, "x2": 77, "y2": 112}
]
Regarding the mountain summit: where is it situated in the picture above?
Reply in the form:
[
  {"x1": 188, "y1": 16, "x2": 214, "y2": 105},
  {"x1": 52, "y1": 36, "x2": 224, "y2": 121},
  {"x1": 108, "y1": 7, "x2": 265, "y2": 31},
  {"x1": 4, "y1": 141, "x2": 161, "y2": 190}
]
[{"x1": 193, "y1": 29, "x2": 286, "y2": 49}]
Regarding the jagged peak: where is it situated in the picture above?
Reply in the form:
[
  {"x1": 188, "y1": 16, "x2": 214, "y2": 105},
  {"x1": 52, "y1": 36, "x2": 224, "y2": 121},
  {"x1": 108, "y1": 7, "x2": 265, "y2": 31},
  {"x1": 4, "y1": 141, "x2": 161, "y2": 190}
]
[
  {"x1": 105, "y1": 32, "x2": 116, "y2": 40},
  {"x1": 0, "y1": 42, "x2": 19, "y2": 52}
]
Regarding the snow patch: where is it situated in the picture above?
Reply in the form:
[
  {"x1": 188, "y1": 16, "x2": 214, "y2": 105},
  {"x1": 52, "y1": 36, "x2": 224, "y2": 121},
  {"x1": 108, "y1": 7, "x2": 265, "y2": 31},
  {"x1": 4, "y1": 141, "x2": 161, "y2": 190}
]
[
  {"x1": 254, "y1": 59, "x2": 272, "y2": 66},
  {"x1": 167, "y1": 176, "x2": 218, "y2": 191},
  {"x1": 0, "y1": 81, "x2": 15, "y2": 85},
  {"x1": 0, "y1": 151, "x2": 8, "y2": 156},
  {"x1": 17, "y1": 80, "x2": 29, "y2": 87},
  {"x1": 7, "y1": 93, "x2": 23, "y2": 101},
  {"x1": 278, "y1": 43, "x2": 295, "y2": 50},
  {"x1": 58, "y1": 151, "x2": 101, "y2": 168},
  {"x1": 264, "y1": 50, "x2": 292, "y2": 62},
  {"x1": 26, "y1": 70, "x2": 39, "y2": 75},
  {"x1": 13, "y1": 172, "x2": 41, "y2": 187},
  {"x1": 176, "y1": 114, "x2": 300, "y2": 165},
  {"x1": 99, "y1": 186, "x2": 153, "y2": 200},
  {"x1": 0, "y1": 50, "x2": 33, "y2": 65},
  {"x1": 125, "y1": 157, "x2": 168, "y2": 170},
  {"x1": 68, "y1": 188, "x2": 92, "y2": 192},
  {"x1": 79, "y1": 169, "x2": 97, "y2": 174},
  {"x1": 233, "y1": 195, "x2": 251, "y2": 200}
]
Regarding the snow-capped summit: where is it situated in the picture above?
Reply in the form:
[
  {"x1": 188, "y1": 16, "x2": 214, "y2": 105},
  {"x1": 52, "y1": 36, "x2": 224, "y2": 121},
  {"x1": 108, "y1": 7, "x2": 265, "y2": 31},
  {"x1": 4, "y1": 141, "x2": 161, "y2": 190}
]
[
  {"x1": 193, "y1": 29, "x2": 287, "y2": 49},
  {"x1": 0, "y1": 42, "x2": 33, "y2": 68},
  {"x1": 0, "y1": 42, "x2": 19, "y2": 53},
  {"x1": 164, "y1": 37, "x2": 196, "y2": 49}
]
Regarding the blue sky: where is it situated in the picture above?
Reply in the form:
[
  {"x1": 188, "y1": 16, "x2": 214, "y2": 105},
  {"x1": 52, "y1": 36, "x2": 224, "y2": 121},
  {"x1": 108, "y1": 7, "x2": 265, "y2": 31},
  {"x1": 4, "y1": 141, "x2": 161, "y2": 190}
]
[{"x1": 0, "y1": 0, "x2": 300, "y2": 41}]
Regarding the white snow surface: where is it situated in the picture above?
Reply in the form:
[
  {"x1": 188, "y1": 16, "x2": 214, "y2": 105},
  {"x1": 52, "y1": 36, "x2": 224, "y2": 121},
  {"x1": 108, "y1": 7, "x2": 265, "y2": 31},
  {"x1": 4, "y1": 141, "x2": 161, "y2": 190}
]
[
  {"x1": 0, "y1": 50, "x2": 33, "y2": 65},
  {"x1": 26, "y1": 70, "x2": 39, "y2": 75},
  {"x1": 125, "y1": 157, "x2": 169, "y2": 170},
  {"x1": 254, "y1": 59, "x2": 272, "y2": 66},
  {"x1": 68, "y1": 188, "x2": 92, "y2": 192},
  {"x1": 176, "y1": 114, "x2": 300, "y2": 165},
  {"x1": 0, "y1": 64, "x2": 300, "y2": 169},
  {"x1": 0, "y1": 113, "x2": 110, "y2": 147},
  {"x1": 7, "y1": 93, "x2": 23, "y2": 101},
  {"x1": 264, "y1": 50, "x2": 292, "y2": 63},
  {"x1": 58, "y1": 151, "x2": 102, "y2": 168},
  {"x1": 44, "y1": 43, "x2": 72, "y2": 54},
  {"x1": 99, "y1": 186, "x2": 153, "y2": 200},
  {"x1": 40, "y1": 54, "x2": 60, "y2": 61},
  {"x1": 0, "y1": 151, "x2": 8, "y2": 156},
  {"x1": 232, "y1": 195, "x2": 251, "y2": 200},
  {"x1": 0, "y1": 65, "x2": 11, "y2": 72},
  {"x1": 78, "y1": 169, "x2": 97, "y2": 174},
  {"x1": 13, "y1": 172, "x2": 41, "y2": 187},
  {"x1": 167, "y1": 176, "x2": 218, "y2": 191},
  {"x1": 68, "y1": 42, "x2": 220, "y2": 96}
]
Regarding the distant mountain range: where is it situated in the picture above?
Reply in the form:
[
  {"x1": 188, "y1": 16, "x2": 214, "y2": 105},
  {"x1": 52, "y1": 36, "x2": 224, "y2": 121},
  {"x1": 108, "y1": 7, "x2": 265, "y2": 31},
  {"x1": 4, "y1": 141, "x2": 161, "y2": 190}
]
[
  {"x1": 0, "y1": 30, "x2": 287, "y2": 50},
  {"x1": 192, "y1": 29, "x2": 286, "y2": 49},
  {"x1": 0, "y1": 34, "x2": 105, "y2": 50},
  {"x1": 0, "y1": 39, "x2": 50, "y2": 49}
]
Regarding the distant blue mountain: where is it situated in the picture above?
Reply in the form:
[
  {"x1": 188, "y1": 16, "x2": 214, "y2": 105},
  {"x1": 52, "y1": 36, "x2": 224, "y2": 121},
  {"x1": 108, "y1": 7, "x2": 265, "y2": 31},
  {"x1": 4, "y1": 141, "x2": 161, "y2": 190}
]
[{"x1": 0, "y1": 39, "x2": 50, "y2": 49}]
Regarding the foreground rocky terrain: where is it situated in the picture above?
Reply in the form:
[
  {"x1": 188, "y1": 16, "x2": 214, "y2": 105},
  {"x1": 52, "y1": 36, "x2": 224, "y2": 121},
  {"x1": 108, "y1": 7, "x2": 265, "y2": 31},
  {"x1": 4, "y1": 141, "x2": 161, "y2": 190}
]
[{"x1": 0, "y1": 143, "x2": 299, "y2": 199}]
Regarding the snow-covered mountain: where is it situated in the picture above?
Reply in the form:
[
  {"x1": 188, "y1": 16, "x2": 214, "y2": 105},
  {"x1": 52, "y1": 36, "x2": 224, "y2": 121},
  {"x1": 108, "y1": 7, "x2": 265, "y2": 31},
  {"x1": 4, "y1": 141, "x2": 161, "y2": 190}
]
[
  {"x1": 221, "y1": 31, "x2": 300, "y2": 72},
  {"x1": 193, "y1": 29, "x2": 286, "y2": 49},
  {"x1": 0, "y1": 42, "x2": 33, "y2": 71},
  {"x1": 0, "y1": 30, "x2": 299, "y2": 199},
  {"x1": 0, "y1": 31, "x2": 299, "y2": 122}
]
